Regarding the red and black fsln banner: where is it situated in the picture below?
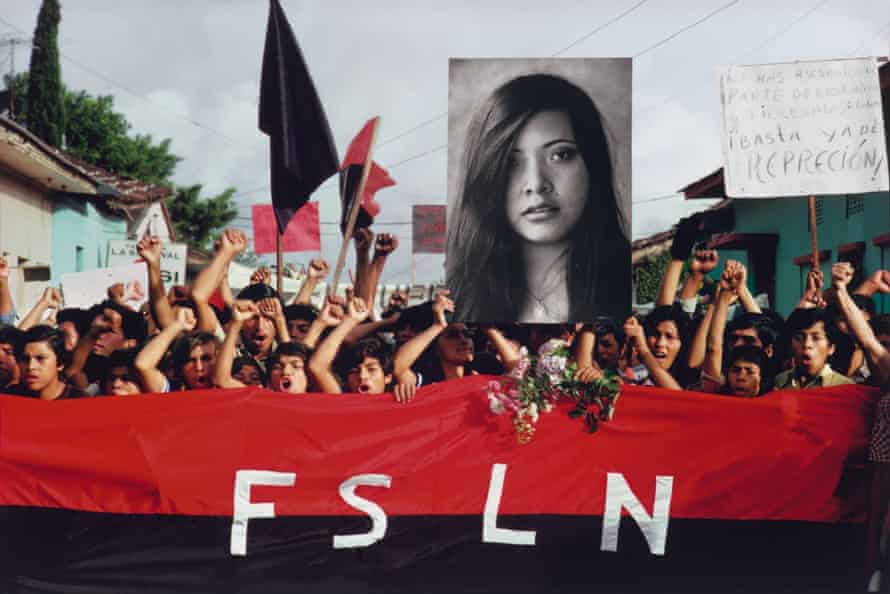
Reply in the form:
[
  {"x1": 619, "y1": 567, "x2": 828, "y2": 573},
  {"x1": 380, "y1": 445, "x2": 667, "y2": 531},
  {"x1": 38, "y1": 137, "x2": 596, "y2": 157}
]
[{"x1": 0, "y1": 377, "x2": 878, "y2": 593}]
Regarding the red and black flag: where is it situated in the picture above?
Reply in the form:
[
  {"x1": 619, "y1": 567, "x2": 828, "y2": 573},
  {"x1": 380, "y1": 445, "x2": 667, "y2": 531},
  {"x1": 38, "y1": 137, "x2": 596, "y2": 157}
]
[
  {"x1": 339, "y1": 117, "x2": 395, "y2": 234},
  {"x1": 259, "y1": 0, "x2": 338, "y2": 235},
  {"x1": 0, "y1": 379, "x2": 878, "y2": 593}
]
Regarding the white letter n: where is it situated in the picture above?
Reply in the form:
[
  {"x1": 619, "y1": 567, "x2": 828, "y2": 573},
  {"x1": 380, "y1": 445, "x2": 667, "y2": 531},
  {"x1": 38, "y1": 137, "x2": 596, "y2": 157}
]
[{"x1": 600, "y1": 473, "x2": 673, "y2": 556}]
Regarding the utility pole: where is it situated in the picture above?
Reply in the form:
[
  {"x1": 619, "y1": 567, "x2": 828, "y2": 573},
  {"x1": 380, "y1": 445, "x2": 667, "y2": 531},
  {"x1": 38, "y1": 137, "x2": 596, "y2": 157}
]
[{"x1": 0, "y1": 37, "x2": 33, "y2": 119}]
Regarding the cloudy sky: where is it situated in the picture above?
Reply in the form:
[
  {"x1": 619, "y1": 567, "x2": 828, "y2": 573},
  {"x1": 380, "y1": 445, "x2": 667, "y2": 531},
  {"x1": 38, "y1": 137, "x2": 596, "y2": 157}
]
[{"x1": 1, "y1": 0, "x2": 888, "y2": 285}]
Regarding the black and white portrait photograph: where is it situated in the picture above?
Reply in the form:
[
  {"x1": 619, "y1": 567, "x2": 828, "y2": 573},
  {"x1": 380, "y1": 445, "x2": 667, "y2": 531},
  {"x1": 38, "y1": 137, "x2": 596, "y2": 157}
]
[{"x1": 447, "y1": 58, "x2": 632, "y2": 323}]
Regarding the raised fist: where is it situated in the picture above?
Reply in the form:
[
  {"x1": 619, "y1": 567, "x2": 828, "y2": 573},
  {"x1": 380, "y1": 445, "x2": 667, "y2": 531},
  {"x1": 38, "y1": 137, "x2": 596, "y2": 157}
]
[
  {"x1": 231, "y1": 300, "x2": 259, "y2": 324},
  {"x1": 374, "y1": 234, "x2": 399, "y2": 258},
  {"x1": 307, "y1": 258, "x2": 329, "y2": 280},
  {"x1": 690, "y1": 249, "x2": 718, "y2": 275},
  {"x1": 353, "y1": 228, "x2": 373, "y2": 253},
  {"x1": 251, "y1": 267, "x2": 272, "y2": 286},
  {"x1": 136, "y1": 236, "x2": 162, "y2": 266}
]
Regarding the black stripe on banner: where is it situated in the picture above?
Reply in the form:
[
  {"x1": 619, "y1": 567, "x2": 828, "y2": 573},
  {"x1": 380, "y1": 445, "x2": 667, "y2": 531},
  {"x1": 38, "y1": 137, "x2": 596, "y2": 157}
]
[{"x1": 0, "y1": 509, "x2": 865, "y2": 594}]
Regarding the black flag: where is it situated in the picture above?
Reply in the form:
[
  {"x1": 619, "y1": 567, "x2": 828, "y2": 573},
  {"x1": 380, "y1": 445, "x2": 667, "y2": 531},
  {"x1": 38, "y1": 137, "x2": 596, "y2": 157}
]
[{"x1": 259, "y1": 0, "x2": 339, "y2": 235}]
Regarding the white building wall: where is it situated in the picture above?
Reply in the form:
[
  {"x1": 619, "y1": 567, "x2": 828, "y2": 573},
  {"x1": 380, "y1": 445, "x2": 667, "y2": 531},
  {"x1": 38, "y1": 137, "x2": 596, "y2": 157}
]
[{"x1": 0, "y1": 172, "x2": 53, "y2": 316}]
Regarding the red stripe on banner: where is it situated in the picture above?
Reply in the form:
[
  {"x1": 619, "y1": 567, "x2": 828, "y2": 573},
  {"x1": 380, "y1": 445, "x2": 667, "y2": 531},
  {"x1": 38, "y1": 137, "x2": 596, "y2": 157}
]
[{"x1": 0, "y1": 377, "x2": 876, "y2": 521}]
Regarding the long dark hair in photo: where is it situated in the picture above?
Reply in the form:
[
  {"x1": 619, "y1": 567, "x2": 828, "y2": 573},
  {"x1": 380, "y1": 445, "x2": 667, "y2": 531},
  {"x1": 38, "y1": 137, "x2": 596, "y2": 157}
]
[{"x1": 447, "y1": 73, "x2": 630, "y2": 321}]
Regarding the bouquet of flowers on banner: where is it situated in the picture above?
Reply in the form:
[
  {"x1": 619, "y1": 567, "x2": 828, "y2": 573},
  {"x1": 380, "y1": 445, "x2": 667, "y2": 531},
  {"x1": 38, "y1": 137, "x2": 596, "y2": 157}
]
[{"x1": 486, "y1": 339, "x2": 621, "y2": 443}]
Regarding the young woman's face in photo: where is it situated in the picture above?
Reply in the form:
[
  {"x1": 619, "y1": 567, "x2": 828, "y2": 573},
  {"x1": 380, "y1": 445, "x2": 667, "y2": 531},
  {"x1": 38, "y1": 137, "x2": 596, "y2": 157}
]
[{"x1": 505, "y1": 110, "x2": 589, "y2": 245}]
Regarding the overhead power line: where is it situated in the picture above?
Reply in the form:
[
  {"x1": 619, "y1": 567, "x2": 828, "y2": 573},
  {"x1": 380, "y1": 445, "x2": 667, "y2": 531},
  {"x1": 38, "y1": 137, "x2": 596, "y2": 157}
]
[{"x1": 633, "y1": 0, "x2": 740, "y2": 57}]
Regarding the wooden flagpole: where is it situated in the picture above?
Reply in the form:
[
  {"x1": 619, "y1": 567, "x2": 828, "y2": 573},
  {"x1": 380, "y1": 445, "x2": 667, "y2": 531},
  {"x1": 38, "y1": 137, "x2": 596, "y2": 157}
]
[
  {"x1": 276, "y1": 231, "x2": 283, "y2": 295},
  {"x1": 330, "y1": 117, "x2": 380, "y2": 296},
  {"x1": 807, "y1": 195, "x2": 819, "y2": 270}
]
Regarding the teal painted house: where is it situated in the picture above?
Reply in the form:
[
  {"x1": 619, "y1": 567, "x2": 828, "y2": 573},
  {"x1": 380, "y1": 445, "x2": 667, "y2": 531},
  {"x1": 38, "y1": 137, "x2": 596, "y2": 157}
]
[
  {"x1": 678, "y1": 62, "x2": 890, "y2": 316},
  {"x1": 49, "y1": 158, "x2": 174, "y2": 284},
  {"x1": 50, "y1": 193, "x2": 129, "y2": 283}
]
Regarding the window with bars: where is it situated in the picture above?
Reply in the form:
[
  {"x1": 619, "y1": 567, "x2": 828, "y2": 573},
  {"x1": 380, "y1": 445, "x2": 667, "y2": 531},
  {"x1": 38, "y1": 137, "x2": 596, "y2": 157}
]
[
  {"x1": 845, "y1": 196, "x2": 864, "y2": 218},
  {"x1": 815, "y1": 198, "x2": 824, "y2": 225}
]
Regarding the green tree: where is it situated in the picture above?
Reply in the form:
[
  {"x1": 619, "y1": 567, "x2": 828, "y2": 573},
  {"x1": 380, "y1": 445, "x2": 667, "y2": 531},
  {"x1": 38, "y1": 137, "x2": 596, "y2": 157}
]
[
  {"x1": 26, "y1": 0, "x2": 64, "y2": 147},
  {"x1": 634, "y1": 250, "x2": 670, "y2": 305},
  {"x1": 167, "y1": 185, "x2": 238, "y2": 252},
  {"x1": 6, "y1": 73, "x2": 180, "y2": 185}
]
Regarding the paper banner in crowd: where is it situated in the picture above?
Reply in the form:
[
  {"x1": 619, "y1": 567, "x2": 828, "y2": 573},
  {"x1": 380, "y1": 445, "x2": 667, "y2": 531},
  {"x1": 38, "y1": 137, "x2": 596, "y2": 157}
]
[
  {"x1": 106, "y1": 239, "x2": 188, "y2": 287},
  {"x1": 339, "y1": 117, "x2": 396, "y2": 233},
  {"x1": 60, "y1": 263, "x2": 148, "y2": 310},
  {"x1": 719, "y1": 57, "x2": 889, "y2": 197},
  {"x1": 258, "y1": 0, "x2": 339, "y2": 234},
  {"x1": 412, "y1": 204, "x2": 446, "y2": 254},
  {"x1": 0, "y1": 378, "x2": 877, "y2": 593},
  {"x1": 251, "y1": 202, "x2": 321, "y2": 254}
]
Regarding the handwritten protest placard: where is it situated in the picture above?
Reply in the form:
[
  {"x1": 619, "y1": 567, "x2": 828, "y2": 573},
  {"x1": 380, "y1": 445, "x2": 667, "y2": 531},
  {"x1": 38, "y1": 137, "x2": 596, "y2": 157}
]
[
  {"x1": 107, "y1": 240, "x2": 188, "y2": 287},
  {"x1": 719, "y1": 58, "x2": 888, "y2": 197},
  {"x1": 61, "y1": 264, "x2": 148, "y2": 310},
  {"x1": 412, "y1": 205, "x2": 446, "y2": 254}
]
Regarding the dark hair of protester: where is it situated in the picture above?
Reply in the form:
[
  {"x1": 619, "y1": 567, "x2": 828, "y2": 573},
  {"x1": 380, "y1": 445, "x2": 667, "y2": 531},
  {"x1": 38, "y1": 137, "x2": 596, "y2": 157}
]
[
  {"x1": 873, "y1": 314, "x2": 890, "y2": 338},
  {"x1": 335, "y1": 338, "x2": 393, "y2": 378},
  {"x1": 232, "y1": 355, "x2": 266, "y2": 386},
  {"x1": 594, "y1": 317, "x2": 625, "y2": 345},
  {"x1": 15, "y1": 325, "x2": 68, "y2": 366},
  {"x1": 57, "y1": 308, "x2": 90, "y2": 337},
  {"x1": 447, "y1": 73, "x2": 630, "y2": 321},
  {"x1": 642, "y1": 305, "x2": 695, "y2": 386},
  {"x1": 237, "y1": 283, "x2": 280, "y2": 303},
  {"x1": 727, "y1": 312, "x2": 780, "y2": 351},
  {"x1": 88, "y1": 300, "x2": 149, "y2": 343},
  {"x1": 98, "y1": 349, "x2": 142, "y2": 396},
  {"x1": 268, "y1": 341, "x2": 311, "y2": 369},
  {"x1": 784, "y1": 308, "x2": 840, "y2": 346},
  {"x1": 0, "y1": 324, "x2": 22, "y2": 350},
  {"x1": 724, "y1": 344, "x2": 769, "y2": 396},
  {"x1": 284, "y1": 304, "x2": 319, "y2": 324},
  {"x1": 170, "y1": 331, "x2": 218, "y2": 388}
]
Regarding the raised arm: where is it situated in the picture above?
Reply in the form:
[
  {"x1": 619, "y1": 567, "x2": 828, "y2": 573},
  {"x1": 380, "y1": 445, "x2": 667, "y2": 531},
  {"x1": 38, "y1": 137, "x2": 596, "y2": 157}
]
[
  {"x1": 301, "y1": 295, "x2": 344, "y2": 350},
  {"x1": 624, "y1": 317, "x2": 681, "y2": 390},
  {"x1": 192, "y1": 229, "x2": 246, "y2": 333},
  {"x1": 482, "y1": 325, "x2": 520, "y2": 371},
  {"x1": 832, "y1": 263, "x2": 890, "y2": 385},
  {"x1": 18, "y1": 287, "x2": 61, "y2": 331},
  {"x1": 393, "y1": 292, "x2": 452, "y2": 378},
  {"x1": 0, "y1": 256, "x2": 14, "y2": 323},
  {"x1": 308, "y1": 297, "x2": 370, "y2": 394},
  {"x1": 572, "y1": 325, "x2": 604, "y2": 382},
  {"x1": 677, "y1": 249, "x2": 718, "y2": 313},
  {"x1": 854, "y1": 269, "x2": 890, "y2": 298},
  {"x1": 258, "y1": 297, "x2": 291, "y2": 344},
  {"x1": 137, "y1": 236, "x2": 174, "y2": 329},
  {"x1": 702, "y1": 261, "x2": 744, "y2": 382},
  {"x1": 291, "y1": 258, "x2": 329, "y2": 306},
  {"x1": 214, "y1": 301, "x2": 257, "y2": 389},
  {"x1": 796, "y1": 268, "x2": 827, "y2": 310},
  {"x1": 363, "y1": 234, "x2": 398, "y2": 317},
  {"x1": 657, "y1": 216, "x2": 699, "y2": 307},
  {"x1": 135, "y1": 308, "x2": 196, "y2": 393},
  {"x1": 64, "y1": 307, "x2": 122, "y2": 390},
  {"x1": 351, "y1": 229, "x2": 373, "y2": 313}
]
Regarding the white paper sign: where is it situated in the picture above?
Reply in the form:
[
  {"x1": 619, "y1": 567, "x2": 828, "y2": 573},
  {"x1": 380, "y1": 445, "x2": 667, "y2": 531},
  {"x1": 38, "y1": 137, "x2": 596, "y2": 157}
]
[
  {"x1": 60, "y1": 264, "x2": 148, "y2": 310},
  {"x1": 107, "y1": 239, "x2": 188, "y2": 287},
  {"x1": 719, "y1": 58, "x2": 888, "y2": 197}
]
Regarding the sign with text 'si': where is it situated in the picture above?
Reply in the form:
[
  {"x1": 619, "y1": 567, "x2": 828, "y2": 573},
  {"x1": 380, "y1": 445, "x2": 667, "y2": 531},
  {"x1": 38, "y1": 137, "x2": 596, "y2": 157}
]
[{"x1": 719, "y1": 57, "x2": 888, "y2": 198}]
